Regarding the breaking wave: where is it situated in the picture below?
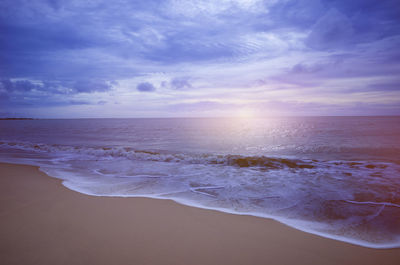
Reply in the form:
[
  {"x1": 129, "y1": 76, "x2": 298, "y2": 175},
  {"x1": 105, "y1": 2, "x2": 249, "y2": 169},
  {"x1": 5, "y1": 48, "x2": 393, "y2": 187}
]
[{"x1": 1, "y1": 139, "x2": 400, "y2": 249}]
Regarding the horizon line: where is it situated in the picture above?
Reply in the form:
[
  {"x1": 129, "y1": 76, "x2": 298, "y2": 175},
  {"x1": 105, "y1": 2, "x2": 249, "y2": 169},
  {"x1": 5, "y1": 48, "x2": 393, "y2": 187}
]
[{"x1": 2, "y1": 115, "x2": 400, "y2": 120}]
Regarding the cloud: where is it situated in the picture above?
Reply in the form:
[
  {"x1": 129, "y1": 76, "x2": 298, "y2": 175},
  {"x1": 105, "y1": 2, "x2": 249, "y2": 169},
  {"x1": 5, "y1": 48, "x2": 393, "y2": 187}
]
[
  {"x1": 367, "y1": 82, "x2": 400, "y2": 92},
  {"x1": 306, "y1": 9, "x2": 354, "y2": 50},
  {"x1": 272, "y1": 40, "x2": 400, "y2": 87},
  {"x1": 1, "y1": 0, "x2": 400, "y2": 116},
  {"x1": 68, "y1": 100, "x2": 91, "y2": 105},
  {"x1": 166, "y1": 99, "x2": 400, "y2": 116},
  {"x1": 0, "y1": 92, "x2": 9, "y2": 101},
  {"x1": 136, "y1": 82, "x2": 156, "y2": 92},
  {"x1": 165, "y1": 0, "x2": 265, "y2": 18},
  {"x1": 0, "y1": 78, "x2": 116, "y2": 109},
  {"x1": 166, "y1": 77, "x2": 192, "y2": 90},
  {"x1": 1, "y1": 79, "x2": 40, "y2": 92},
  {"x1": 1, "y1": 78, "x2": 114, "y2": 94},
  {"x1": 166, "y1": 100, "x2": 240, "y2": 114},
  {"x1": 73, "y1": 80, "x2": 113, "y2": 93},
  {"x1": 46, "y1": 0, "x2": 61, "y2": 10},
  {"x1": 268, "y1": 0, "x2": 327, "y2": 28}
]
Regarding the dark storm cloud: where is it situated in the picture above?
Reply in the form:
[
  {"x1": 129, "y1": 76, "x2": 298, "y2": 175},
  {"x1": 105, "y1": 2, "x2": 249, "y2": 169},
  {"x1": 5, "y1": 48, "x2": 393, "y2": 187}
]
[{"x1": 136, "y1": 82, "x2": 156, "y2": 92}]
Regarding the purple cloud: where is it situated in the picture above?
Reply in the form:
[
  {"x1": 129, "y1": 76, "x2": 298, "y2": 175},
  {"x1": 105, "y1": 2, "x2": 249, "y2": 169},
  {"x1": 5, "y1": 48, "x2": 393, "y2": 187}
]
[{"x1": 136, "y1": 82, "x2": 156, "y2": 92}]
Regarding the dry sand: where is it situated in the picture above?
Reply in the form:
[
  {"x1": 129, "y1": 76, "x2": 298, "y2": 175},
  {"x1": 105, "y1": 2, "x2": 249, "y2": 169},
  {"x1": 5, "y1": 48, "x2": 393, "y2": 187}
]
[{"x1": 1, "y1": 162, "x2": 399, "y2": 265}]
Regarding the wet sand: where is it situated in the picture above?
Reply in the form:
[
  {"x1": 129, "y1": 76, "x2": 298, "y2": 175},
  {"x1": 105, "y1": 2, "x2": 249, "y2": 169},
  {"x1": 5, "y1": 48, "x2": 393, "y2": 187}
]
[{"x1": 1, "y1": 162, "x2": 399, "y2": 265}]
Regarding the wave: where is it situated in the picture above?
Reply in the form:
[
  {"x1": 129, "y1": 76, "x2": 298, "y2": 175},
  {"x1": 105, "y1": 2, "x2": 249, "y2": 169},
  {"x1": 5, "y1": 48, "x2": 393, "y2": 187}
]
[
  {"x1": 346, "y1": 200, "x2": 400, "y2": 208},
  {"x1": 1, "y1": 140, "x2": 394, "y2": 171},
  {"x1": 2, "y1": 139, "x2": 400, "y2": 248},
  {"x1": 0, "y1": 140, "x2": 317, "y2": 168}
]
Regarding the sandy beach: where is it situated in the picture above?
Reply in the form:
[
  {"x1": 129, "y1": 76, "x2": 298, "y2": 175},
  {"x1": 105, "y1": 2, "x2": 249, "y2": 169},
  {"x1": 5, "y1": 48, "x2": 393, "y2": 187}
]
[{"x1": 1, "y1": 162, "x2": 399, "y2": 265}]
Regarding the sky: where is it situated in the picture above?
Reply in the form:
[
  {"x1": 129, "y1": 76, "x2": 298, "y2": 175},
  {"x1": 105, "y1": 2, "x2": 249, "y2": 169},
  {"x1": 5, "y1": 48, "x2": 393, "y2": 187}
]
[{"x1": 1, "y1": 0, "x2": 400, "y2": 118}]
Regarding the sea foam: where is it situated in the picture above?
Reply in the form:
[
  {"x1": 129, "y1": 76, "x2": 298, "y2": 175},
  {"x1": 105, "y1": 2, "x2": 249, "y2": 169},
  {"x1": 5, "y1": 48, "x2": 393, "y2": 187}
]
[{"x1": 1, "y1": 117, "x2": 400, "y2": 248}]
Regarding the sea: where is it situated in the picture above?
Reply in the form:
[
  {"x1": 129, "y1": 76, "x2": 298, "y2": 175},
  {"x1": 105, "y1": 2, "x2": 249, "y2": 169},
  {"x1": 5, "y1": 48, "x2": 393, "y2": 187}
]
[{"x1": 0, "y1": 117, "x2": 399, "y2": 248}]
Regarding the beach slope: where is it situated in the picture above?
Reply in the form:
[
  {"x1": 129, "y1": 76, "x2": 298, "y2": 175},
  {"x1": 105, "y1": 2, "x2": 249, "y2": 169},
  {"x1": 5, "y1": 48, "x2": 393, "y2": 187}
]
[{"x1": 1, "y1": 162, "x2": 399, "y2": 265}]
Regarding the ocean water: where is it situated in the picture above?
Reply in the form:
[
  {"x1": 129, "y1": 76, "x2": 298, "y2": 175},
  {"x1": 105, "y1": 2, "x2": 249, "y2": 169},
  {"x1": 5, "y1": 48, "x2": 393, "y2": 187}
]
[{"x1": 0, "y1": 117, "x2": 399, "y2": 248}]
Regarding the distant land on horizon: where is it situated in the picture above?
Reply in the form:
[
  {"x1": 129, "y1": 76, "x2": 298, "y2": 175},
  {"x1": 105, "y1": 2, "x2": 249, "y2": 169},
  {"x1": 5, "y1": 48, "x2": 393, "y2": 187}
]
[{"x1": 0, "y1": 118, "x2": 35, "y2": 120}]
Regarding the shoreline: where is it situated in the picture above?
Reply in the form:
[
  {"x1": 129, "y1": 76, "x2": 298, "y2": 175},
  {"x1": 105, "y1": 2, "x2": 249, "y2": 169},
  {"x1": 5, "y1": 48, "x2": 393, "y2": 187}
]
[
  {"x1": 1, "y1": 162, "x2": 400, "y2": 265},
  {"x1": 59, "y1": 171, "x2": 400, "y2": 250}
]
